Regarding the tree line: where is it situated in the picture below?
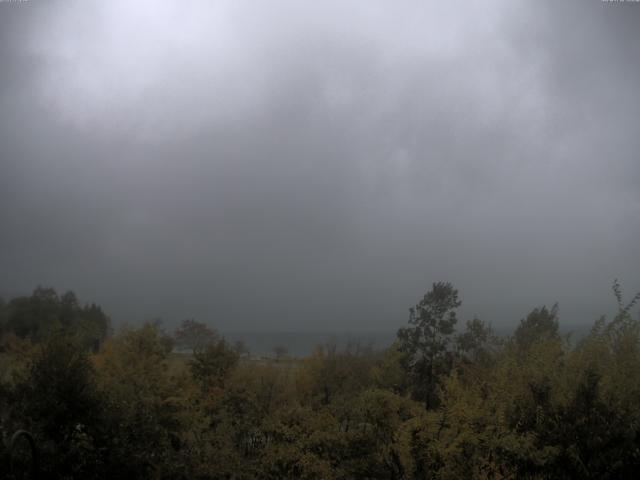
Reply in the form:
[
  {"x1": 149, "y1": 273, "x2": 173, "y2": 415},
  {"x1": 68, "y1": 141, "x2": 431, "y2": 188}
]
[{"x1": 1, "y1": 282, "x2": 639, "y2": 479}]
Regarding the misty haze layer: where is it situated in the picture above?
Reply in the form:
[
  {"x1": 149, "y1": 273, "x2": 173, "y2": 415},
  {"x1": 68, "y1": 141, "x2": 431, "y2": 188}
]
[{"x1": 1, "y1": 0, "x2": 639, "y2": 331}]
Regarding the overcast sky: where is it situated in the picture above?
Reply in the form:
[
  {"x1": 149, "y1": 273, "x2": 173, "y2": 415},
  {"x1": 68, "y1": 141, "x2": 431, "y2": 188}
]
[{"x1": 1, "y1": 0, "x2": 639, "y2": 332}]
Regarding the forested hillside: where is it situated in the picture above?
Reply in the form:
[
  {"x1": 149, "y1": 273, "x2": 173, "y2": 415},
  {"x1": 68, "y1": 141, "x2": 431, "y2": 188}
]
[{"x1": 1, "y1": 282, "x2": 639, "y2": 479}]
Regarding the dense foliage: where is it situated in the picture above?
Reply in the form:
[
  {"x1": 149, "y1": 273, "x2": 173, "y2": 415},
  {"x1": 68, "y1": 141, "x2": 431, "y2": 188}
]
[{"x1": 1, "y1": 283, "x2": 640, "y2": 479}]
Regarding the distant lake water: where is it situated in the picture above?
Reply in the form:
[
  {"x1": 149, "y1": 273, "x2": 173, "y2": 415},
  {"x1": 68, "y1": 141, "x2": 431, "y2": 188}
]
[
  {"x1": 222, "y1": 324, "x2": 593, "y2": 358},
  {"x1": 222, "y1": 331, "x2": 398, "y2": 357}
]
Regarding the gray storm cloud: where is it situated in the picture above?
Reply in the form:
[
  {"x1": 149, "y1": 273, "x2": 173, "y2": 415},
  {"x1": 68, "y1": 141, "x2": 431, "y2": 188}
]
[{"x1": 1, "y1": 0, "x2": 639, "y2": 331}]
